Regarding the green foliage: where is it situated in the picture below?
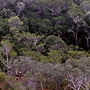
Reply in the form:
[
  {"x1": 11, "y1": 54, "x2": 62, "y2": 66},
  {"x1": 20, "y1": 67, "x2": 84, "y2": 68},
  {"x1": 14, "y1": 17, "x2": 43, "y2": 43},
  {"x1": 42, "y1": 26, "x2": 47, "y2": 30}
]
[
  {"x1": 14, "y1": 82, "x2": 26, "y2": 90},
  {"x1": 45, "y1": 35, "x2": 67, "y2": 49},
  {"x1": 0, "y1": 40, "x2": 12, "y2": 53},
  {"x1": 68, "y1": 50, "x2": 89, "y2": 59},
  {"x1": 8, "y1": 16, "x2": 23, "y2": 28},
  {"x1": 68, "y1": 2, "x2": 84, "y2": 17},
  {"x1": 9, "y1": 49, "x2": 17, "y2": 57},
  {"x1": 0, "y1": 72, "x2": 6, "y2": 82},
  {"x1": 40, "y1": 50, "x2": 62, "y2": 63},
  {"x1": 2, "y1": 83, "x2": 14, "y2": 90},
  {"x1": 8, "y1": 16, "x2": 23, "y2": 34},
  {"x1": 24, "y1": 71, "x2": 32, "y2": 79},
  {"x1": 0, "y1": 18, "x2": 9, "y2": 36},
  {"x1": 80, "y1": 1, "x2": 90, "y2": 12},
  {"x1": 85, "y1": 12, "x2": 90, "y2": 25},
  {"x1": 0, "y1": 0, "x2": 89, "y2": 89}
]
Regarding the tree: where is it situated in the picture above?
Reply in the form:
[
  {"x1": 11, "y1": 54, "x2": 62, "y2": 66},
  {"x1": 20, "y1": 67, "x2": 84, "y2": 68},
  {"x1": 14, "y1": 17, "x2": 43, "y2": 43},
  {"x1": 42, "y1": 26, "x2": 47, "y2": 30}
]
[
  {"x1": 44, "y1": 35, "x2": 67, "y2": 49},
  {"x1": 84, "y1": 12, "x2": 90, "y2": 47},
  {"x1": 36, "y1": 73, "x2": 45, "y2": 90},
  {"x1": 24, "y1": 71, "x2": 36, "y2": 90},
  {"x1": 67, "y1": 50, "x2": 89, "y2": 59},
  {"x1": 65, "y1": 67, "x2": 84, "y2": 90},
  {"x1": 16, "y1": 2, "x2": 25, "y2": 16},
  {"x1": 14, "y1": 32, "x2": 44, "y2": 49},
  {"x1": 0, "y1": 18, "x2": 9, "y2": 37},
  {"x1": 0, "y1": 0, "x2": 8, "y2": 10},
  {"x1": 40, "y1": 50, "x2": 62, "y2": 63},
  {"x1": 8, "y1": 16, "x2": 23, "y2": 34},
  {"x1": 52, "y1": 15, "x2": 68, "y2": 37},
  {"x1": 64, "y1": 57, "x2": 90, "y2": 90},
  {"x1": 0, "y1": 40, "x2": 12, "y2": 72},
  {"x1": 80, "y1": 1, "x2": 90, "y2": 13},
  {"x1": 2, "y1": 8, "x2": 16, "y2": 18},
  {"x1": 68, "y1": 3, "x2": 84, "y2": 46},
  {"x1": 0, "y1": 40, "x2": 17, "y2": 74},
  {"x1": 33, "y1": 0, "x2": 71, "y2": 16}
]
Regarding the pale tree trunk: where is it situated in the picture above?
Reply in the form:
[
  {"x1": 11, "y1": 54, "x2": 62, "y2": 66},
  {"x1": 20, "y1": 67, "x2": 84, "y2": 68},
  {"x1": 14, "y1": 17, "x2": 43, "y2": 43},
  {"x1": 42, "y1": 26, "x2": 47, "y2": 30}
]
[
  {"x1": 40, "y1": 81, "x2": 44, "y2": 90},
  {"x1": 6, "y1": 53, "x2": 9, "y2": 74},
  {"x1": 6, "y1": 53, "x2": 9, "y2": 68},
  {"x1": 72, "y1": 28, "x2": 79, "y2": 46},
  {"x1": 75, "y1": 27, "x2": 79, "y2": 46},
  {"x1": 85, "y1": 36, "x2": 90, "y2": 47},
  {"x1": 17, "y1": 9, "x2": 21, "y2": 16},
  {"x1": 86, "y1": 38, "x2": 89, "y2": 47},
  {"x1": 75, "y1": 33, "x2": 78, "y2": 46}
]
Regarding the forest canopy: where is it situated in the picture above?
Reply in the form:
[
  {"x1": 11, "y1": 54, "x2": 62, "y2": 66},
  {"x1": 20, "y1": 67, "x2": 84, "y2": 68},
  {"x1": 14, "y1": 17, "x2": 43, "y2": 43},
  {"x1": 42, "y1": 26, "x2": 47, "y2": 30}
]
[{"x1": 0, "y1": 0, "x2": 90, "y2": 90}]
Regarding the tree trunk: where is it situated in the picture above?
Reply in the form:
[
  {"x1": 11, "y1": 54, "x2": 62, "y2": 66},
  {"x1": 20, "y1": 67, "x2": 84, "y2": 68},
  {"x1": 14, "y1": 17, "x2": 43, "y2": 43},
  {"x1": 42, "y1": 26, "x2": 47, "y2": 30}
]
[
  {"x1": 6, "y1": 53, "x2": 9, "y2": 68},
  {"x1": 17, "y1": 9, "x2": 21, "y2": 16},
  {"x1": 72, "y1": 29, "x2": 78, "y2": 46},
  {"x1": 75, "y1": 32, "x2": 78, "y2": 46},
  {"x1": 40, "y1": 81, "x2": 44, "y2": 90},
  {"x1": 86, "y1": 37, "x2": 89, "y2": 47},
  {"x1": 6, "y1": 53, "x2": 9, "y2": 74}
]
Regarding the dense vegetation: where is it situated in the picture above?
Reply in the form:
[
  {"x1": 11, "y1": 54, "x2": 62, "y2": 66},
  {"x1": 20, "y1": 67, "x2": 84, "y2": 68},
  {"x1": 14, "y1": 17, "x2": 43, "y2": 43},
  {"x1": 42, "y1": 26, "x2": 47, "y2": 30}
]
[{"x1": 0, "y1": 0, "x2": 90, "y2": 90}]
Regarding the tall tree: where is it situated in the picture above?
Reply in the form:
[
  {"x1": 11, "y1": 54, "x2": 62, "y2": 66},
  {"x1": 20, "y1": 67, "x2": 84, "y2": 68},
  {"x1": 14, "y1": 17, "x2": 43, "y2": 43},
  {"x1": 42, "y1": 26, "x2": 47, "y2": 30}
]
[
  {"x1": 8, "y1": 16, "x2": 23, "y2": 34},
  {"x1": 16, "y1": 2, "x2": 25, "y2": 16},
  {"x1": 68, "y1": 3, "x2": 84, "y2": 46}
]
